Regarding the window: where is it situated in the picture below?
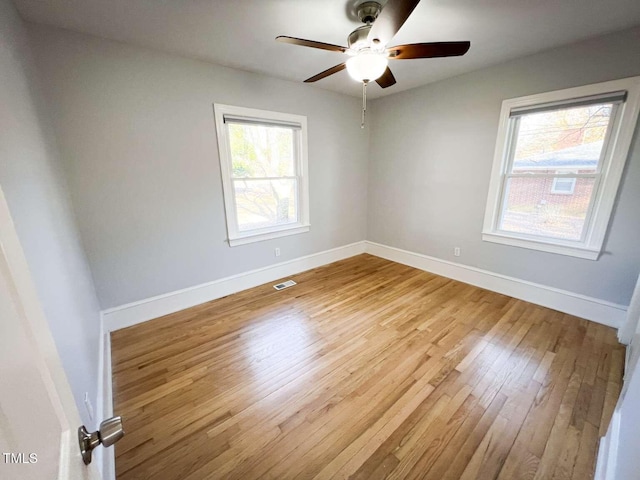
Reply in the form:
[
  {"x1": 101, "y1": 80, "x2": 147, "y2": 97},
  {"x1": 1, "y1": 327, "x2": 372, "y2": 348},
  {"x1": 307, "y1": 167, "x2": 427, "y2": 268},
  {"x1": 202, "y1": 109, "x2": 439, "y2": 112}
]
[
  {"x1": 551, "y1": 176, "x2": 576, "y2": 195},
  {"x1": 214, "y1": 104, "x2": 309, "y2": 246},
  {"x1": 483, "y1": 77, "x2": 640, "y2": 260}
]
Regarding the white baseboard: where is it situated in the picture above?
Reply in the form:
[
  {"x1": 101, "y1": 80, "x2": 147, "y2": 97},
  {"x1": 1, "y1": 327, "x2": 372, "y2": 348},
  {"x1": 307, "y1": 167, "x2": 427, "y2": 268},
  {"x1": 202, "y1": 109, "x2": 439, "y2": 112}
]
[
  {"x1": 102, "y1": 239, "x2": 627, "y2": 333},
  {"x1": 102, "y1": 241, "x2": 367, "y2": 332},
  {"x1": 364, "y1": 241, "x2": 627, "y2": 329}
]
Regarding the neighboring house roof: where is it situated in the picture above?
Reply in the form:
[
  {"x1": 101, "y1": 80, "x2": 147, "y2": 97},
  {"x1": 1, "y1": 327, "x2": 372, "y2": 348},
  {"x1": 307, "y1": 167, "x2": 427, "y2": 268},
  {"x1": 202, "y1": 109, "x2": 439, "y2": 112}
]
[{"x1": 513, "y1": 140, "x2": 603, "y2": 170}]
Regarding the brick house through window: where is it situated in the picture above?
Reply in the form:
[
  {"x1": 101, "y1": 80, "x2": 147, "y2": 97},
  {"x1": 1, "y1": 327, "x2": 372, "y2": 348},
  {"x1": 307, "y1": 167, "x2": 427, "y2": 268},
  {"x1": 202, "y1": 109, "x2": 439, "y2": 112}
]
[{"x1": 501, "y1": 141, "x2": 602, "y2": 241}]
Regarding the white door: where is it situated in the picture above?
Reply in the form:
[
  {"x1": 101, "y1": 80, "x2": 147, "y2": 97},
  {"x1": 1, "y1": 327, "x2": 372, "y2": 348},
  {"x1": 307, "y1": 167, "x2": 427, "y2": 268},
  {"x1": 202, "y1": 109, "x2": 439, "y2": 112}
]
[{"x1": 0, "y1": 186, "x2": 101, "y2": 480}]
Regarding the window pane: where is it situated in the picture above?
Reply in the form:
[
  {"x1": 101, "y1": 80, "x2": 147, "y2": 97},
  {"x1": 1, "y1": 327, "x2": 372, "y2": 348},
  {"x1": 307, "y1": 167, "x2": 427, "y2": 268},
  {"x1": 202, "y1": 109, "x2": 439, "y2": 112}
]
[
  {"x1": 551, "y1": 177, "x2": 576, "y2": 194},
  {"x1": 512, "y1": 103, "x2": 613, "y2": 174},
  {"x1": 228, "y1": 123, "x2": 295, "y2": 178},
  {"x1": 499, "y1": 177, "x2": 595, "y2": 241},
  {"x1": 233, "y1": 179, "x2": 298, "y2": 231}
]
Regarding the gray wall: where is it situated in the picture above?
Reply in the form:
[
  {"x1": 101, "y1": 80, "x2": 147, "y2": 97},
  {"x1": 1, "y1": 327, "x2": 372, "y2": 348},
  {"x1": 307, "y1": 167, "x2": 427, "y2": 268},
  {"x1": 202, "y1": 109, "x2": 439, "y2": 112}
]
[
  {"x1": 0, "y1": 0, "x2": 101, "y2": 427},
  {"x1": 368, "y1": 27, "x2": 640, "y2": 306},
  {"x1": 27, "y1": 25, "x2": 370, "y2": 309}
]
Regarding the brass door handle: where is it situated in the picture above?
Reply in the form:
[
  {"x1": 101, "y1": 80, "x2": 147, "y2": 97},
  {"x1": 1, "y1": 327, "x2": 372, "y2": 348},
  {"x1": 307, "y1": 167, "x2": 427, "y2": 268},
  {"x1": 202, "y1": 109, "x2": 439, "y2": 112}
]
[{"x1": 78, "y1": 416, "x2": 125, "y2": 465}]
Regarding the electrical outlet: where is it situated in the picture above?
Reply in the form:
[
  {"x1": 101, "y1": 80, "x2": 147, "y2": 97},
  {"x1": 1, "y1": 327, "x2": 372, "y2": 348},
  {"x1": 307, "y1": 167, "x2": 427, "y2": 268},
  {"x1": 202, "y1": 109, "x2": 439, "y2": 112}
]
[
  {"x1": 275, "y1": 248, "x2": 281, "y2": 257},
  {"x1": 454, "y1": 247, "x2": 461, "y2": 257},
  {"x1": 84, "y1": 392, "x2": 94, "y2": 421}
]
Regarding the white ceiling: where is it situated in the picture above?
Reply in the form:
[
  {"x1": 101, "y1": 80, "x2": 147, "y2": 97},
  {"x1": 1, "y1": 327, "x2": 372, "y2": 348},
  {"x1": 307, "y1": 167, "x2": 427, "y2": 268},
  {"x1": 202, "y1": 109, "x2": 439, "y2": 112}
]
[{"x1": 13, "y1": 0, "x2": 640, "y2": 99}]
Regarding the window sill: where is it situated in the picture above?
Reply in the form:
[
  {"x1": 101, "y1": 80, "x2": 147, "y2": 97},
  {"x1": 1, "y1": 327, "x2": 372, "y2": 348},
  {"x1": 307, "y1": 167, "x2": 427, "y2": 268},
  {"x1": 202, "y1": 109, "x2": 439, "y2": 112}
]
[
  {"x1": 228, "y1": 224, "x2": 310, "y2": 247},
  {"x1": 482, "y1": 232, "x2": 601, "y2": 260}
]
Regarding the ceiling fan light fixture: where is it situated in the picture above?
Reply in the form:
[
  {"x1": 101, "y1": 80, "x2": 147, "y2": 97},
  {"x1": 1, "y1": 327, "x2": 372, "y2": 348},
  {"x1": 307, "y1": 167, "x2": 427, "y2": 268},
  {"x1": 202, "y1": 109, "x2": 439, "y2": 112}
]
[{"x1": 346, "y1": 51, "x2": 388, "y2": 82}]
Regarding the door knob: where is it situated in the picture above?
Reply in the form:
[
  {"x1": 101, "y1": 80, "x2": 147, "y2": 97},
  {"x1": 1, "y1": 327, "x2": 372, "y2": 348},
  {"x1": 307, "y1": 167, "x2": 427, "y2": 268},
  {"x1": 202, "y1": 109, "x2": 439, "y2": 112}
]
[{"x1": 78, "y1": 416, "x2": 125, "y2": 465}]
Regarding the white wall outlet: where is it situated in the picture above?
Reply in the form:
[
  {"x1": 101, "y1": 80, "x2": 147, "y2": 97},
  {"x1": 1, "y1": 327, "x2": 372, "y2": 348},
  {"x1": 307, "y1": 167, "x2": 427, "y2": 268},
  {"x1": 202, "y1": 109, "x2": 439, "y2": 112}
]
[
  {"x1": 275, "y1": 248, "x2": 281, "y2": 257},
  {"x1": 84, "y1": 392, "x2": 94, "y2": 421},
  {"x1": 454, "y1": 247, "x2": 461, "y2": 257}
]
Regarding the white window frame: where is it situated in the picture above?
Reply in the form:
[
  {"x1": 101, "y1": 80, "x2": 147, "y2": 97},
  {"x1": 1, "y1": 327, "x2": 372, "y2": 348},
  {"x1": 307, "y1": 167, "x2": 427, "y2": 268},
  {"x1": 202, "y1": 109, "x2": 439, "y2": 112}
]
[
  {"x1": 482, "y1": 76, "x2": 640, "y2": 260},
  {"x1": 214, "y1": 104, "x2": 310, "y2": 246}
]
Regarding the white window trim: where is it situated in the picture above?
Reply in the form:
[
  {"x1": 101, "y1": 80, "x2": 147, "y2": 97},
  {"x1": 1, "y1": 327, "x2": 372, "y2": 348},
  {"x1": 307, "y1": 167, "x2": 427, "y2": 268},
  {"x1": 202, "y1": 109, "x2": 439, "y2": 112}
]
[
  {"x1": 214, "y1": 104, "x2": 310, "y2": 247},
  {"x1": 482, "y1": 76, "x2": 640, "y2": 260}
]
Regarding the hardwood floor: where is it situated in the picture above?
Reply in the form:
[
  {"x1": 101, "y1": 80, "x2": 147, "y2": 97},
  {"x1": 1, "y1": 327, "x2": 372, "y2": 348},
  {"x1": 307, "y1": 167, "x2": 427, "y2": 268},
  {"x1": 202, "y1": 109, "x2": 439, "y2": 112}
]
[{"x1": 111, "y1": 254, "x2": 624, "y2": 479}]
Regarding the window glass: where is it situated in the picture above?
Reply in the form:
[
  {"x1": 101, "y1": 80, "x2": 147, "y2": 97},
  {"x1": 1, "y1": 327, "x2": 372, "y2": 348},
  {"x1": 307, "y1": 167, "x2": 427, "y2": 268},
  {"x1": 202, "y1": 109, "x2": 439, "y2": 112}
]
[
  {"x1": 498, "y1": 103, "x2": 614, "y2": 242},
  {"x1": 499, "y1": 177, "x2": 595, "y2": 240},
  {"x1": 512, "y1": 104, "x2": 613, "y2": 174},
  {"x1": 233, "y1": 178, "x2": 298, "y2": 231},
  {"x1": 228, "y1": 123, "x2": 295, "y2": 178}
]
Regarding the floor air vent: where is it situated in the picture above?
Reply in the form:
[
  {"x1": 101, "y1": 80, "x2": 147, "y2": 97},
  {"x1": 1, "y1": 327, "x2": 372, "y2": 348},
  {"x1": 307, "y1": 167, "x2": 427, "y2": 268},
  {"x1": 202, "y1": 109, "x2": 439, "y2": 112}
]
[{"x1": 273, "y1": 280, "x2": 296, "y2": 291}]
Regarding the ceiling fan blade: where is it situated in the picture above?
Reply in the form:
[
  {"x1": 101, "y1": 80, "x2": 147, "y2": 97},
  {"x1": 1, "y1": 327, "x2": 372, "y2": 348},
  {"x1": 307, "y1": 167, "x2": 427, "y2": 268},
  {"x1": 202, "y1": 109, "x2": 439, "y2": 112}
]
[
  {"x1": 367, "y1": 0, "x2": 421, "y2": 47},
  {"x1": 387, "y1": 41, "x2": 471, "y2": 59},
  {"x1": 304, "y1": 63, "x2": 346, "y2": 83},
  {"x1": 376, "y1": 67, "x2": 397, "y2": 88},
  {"x1": 276, "y1": 36, "x2": 347, "y2": 53}
]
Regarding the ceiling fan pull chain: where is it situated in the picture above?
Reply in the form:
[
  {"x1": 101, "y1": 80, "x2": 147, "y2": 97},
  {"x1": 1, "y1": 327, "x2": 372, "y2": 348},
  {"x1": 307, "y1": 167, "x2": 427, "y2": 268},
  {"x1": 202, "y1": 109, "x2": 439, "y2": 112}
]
[{"x1": 361, "y1": 80, "x2": 368, "y2": 129}]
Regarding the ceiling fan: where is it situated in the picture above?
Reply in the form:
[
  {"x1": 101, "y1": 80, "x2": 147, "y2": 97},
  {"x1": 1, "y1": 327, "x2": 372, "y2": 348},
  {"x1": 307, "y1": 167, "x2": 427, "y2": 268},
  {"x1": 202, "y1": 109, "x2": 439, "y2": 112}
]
[{"x1": 275, "y1": 0, "x2": 470, "y2": 126}]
